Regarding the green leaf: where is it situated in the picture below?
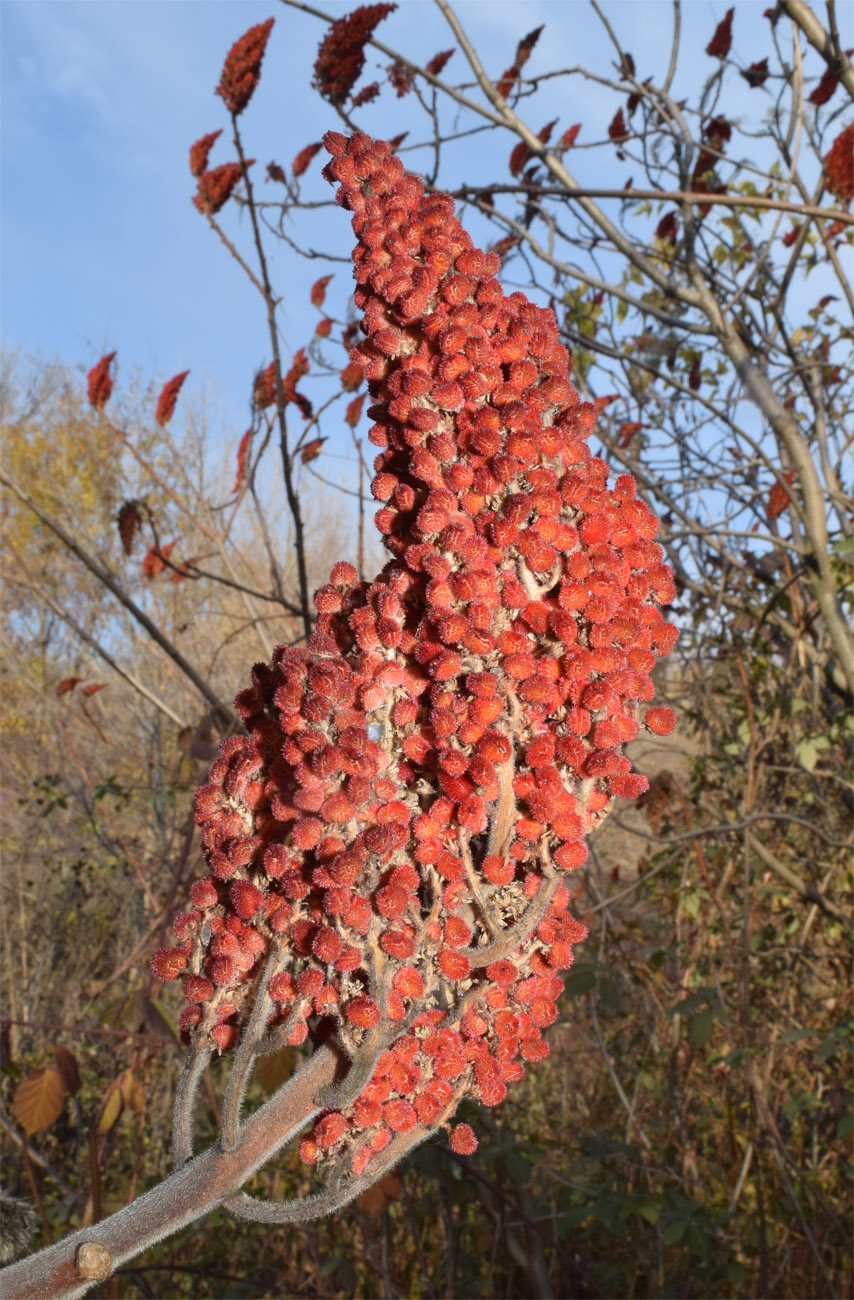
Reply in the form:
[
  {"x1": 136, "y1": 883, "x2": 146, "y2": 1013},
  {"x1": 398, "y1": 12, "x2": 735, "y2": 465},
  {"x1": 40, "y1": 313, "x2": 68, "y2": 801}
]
[
  {"x1": 662, "y1": 1217, "x2": 688, "y2": 1244},
  {"x1": 635, "y1": 1198, "x2": 661, "y2": 1224},
  {"x1": 563, "y1": 967, "x2": 596, "y2": 997},
  {"x1": 688, "y1": 1008, "x2": 714, "y2": 1048}
]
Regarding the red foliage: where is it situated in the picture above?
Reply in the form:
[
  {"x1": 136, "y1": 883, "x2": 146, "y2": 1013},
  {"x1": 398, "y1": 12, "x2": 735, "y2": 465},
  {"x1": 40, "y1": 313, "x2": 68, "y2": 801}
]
[
  {"x1": 388, "y1": 59, "x2": 413, "y2": 97},
  {"x1": 509, "y1": 141, "x2": 530, "y2": 176},
  {"x1": 216, "y1": 18, "x2": 275, "y2": 116},
  {"x1": 743, "y1": 58, "x2": 770, "y2": 88},
  {"x1": 193, "y1": 162, "x2": 252, "y2": 215},
  {"x1": 425, "y1": 49, "x2": 454, "y2": 77},
  {"x1": 155, "y1": 371, "x2": 190, "y2": 427},
  {"x1": 558, "y1": 124, "x2": 581, "y2": 151},
  {"x1": 312, "y1": 4, "x2": 397, "y2": 105},
  {"x1": 232, "y1": 429, "x2": 253, "y2": 492},
  {"x1": 142, "y1": 542, "x2": 177, "y2": 580},
  {"x1": 767, "y1": 470, "x2": 795, "y2": 521},
  {"x1": 117, "y1": 500, "x2": 143, "y2": 555},
  {"x1": 311, "y1": 275, "x2": 334, "y2": 308},
  {"x1": 655, "y1": 212, "x2": 678, "y2": 244},
  {"x1": 345, "y1": 394, "x2": 366, "y2": 427},
  {"x1": 87, "y1": 352, "x2": 115, "y2": 411},
  {"x1": 618, "y1": 421, "x2": 643, "y2": 448},
  {"x1": 706, "y1": 8, "x2": 734, "y2": 58},
  {"x1": 808, "y1": 65, "x2": 839, "y2": 107},
  {"x1": 608, "y1": 109, "x2": 629, "y2": 142},
  {"x1": 56, "y1": 678, "x2": 82, "y2": 697},
  {"x1": 300, "y1": 437, "x2": 326, "y2": 464},
  {"x1": 189, "y1": 130, "x2": 222, "y2": 177},
  {"x1": 351, "y1": 82, "x2": 381, "y2": 108},
  {"x1": 157, "y1": 134, "x2": 678, "y2": 1171},
  {"x1": 824, "y1": 122, "x2": 854, "y2": 208},
  {"x1": 292, "y1": 142, "x2": 323, "y2": 177},
  {"x1": 254, "y1": 350, "x2": 312, "y2": 418}
]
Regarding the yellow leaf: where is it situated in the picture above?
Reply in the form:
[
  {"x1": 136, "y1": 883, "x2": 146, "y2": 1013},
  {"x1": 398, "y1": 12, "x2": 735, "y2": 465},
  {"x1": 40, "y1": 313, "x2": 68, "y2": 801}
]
[
  {"x1": 98, "y1": 1082, "x2": 124, "y2": 1133},
  {"x1": 12, "y1": 1067, "x2": 66, "y2": 1136},
  {"x1": 118, "y1": 1069, "x2": 146, "y2": 1113}
]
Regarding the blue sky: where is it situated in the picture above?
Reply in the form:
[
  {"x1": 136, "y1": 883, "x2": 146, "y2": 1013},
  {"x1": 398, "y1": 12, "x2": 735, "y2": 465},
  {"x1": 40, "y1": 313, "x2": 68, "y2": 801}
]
[{"x1": 2, "y1": 0, "x2": 778, "y2": 464}]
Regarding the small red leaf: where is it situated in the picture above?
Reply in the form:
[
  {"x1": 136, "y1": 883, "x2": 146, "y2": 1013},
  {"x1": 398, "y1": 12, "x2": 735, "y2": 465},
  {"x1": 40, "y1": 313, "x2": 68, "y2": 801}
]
[
  {"x1": 292, "y1": 142, "x2": 322, "y2": 177},
  {"x1": 345, "y1": 394, "x2": 365, "y2": 427},
  {"x1": 300, "y1": 437, "x2": 326, "y2": 464},
  {"x1": 617, "y1": 421, "x2": 643, "y2": 448},
  {"x1": 193, "y1": 161, "x2": 252, "y2": 215},
  {"x1": 117, "y1": 500, "x2": 143, "y2": 556},
  {"x1": 87, "y1": 353, "x2": 115, "y2": 411},
  {"x1": 155, "y1": 371, "x2": 190, "y2": 427},
  {"x1": 593, "y1": 394, "x2": 620, "y2": 412},
  {"x1": 233, "y1": 429, "x2": 253, "y2": 492},
  {"x1": 189, "y1": 130, "x2": 222, "y2": 177},
  {"x1": 655, "y1": 211, "x2": 678, "y2": 244},
  {"x1": 743, "y1": 58, "x2": 770, "y2": 88},
  {"x1": 496, "y1": 65, "x2": 518, "y2": 99},
  {"x1": 267, "y1": 161, "x2": 286, "y2": 184},
  {"x1": 340, "y1": 361, "x2": 364, "y2": 392},
  {"x1": 808, "y1": 65, "x2": 838, "y2": 106},
  {"x1": 216, "y1": 17, "x2": 275, "y2": 117},
  {"x1": 558, "y1": 124, "x2": 581, "y2": 150},
  {"x1": 509, "y1": 141, "x2": 530, "y2": 176},
  {"x1": 767, "y1": 470, "x2": 795, "y2": 520},
  {"x1": 515, "y1": 25, "x2": 544, "y2": 69},
  {"x1": 311, "y1": 275, "x2": 334, "y2": 307},
  {"x1": 689, "y1": 357, "x2": 702, "y2": 391},
  {"x1": 142, "y1": 542, "x2": 176, "y2": 580},
  {"x1": 254, "y1": 362, "x2": 276, "y2": 409},
  {"x1": 824, "y1": 122, "x2": 854, "y2": 208},
  {"x1": 608, "y1": 109, "x2": 629, "y2": 142},
  {"x1": 706, "y1": 8, "x2": 734, "y2": 58},
  {"x1": 82, "y1": 683, "x2": 107, "y2": 697},
  {"x1": 425, "y1": 49, "x2": 454, "y2": 77},
  {"x1": 56, "y1": 678, "x2": 81, "y2": 697}
]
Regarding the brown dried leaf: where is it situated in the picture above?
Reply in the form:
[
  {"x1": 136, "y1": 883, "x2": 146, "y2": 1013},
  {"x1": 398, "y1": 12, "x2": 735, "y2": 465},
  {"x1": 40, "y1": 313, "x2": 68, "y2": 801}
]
[
  {"x1": 254, "y1": 1046, "x2": 295, "y2": 1094},
  {"x1": 53, "y1": 1046, "x2": 82, "y2": 1096},
  {"x1": 356, "y1": 1170, "x2": 403, "y2": 1215}
]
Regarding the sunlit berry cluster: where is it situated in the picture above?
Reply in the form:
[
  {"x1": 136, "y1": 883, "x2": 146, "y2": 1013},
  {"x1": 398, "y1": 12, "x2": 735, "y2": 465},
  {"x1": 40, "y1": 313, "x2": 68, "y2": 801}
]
[
  {"x1": 312, "y1": 4, "x2": 397, "y2": 106},
  {"x1": 153, "y1": 132, "x2": 677, "y2": 1176}
]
